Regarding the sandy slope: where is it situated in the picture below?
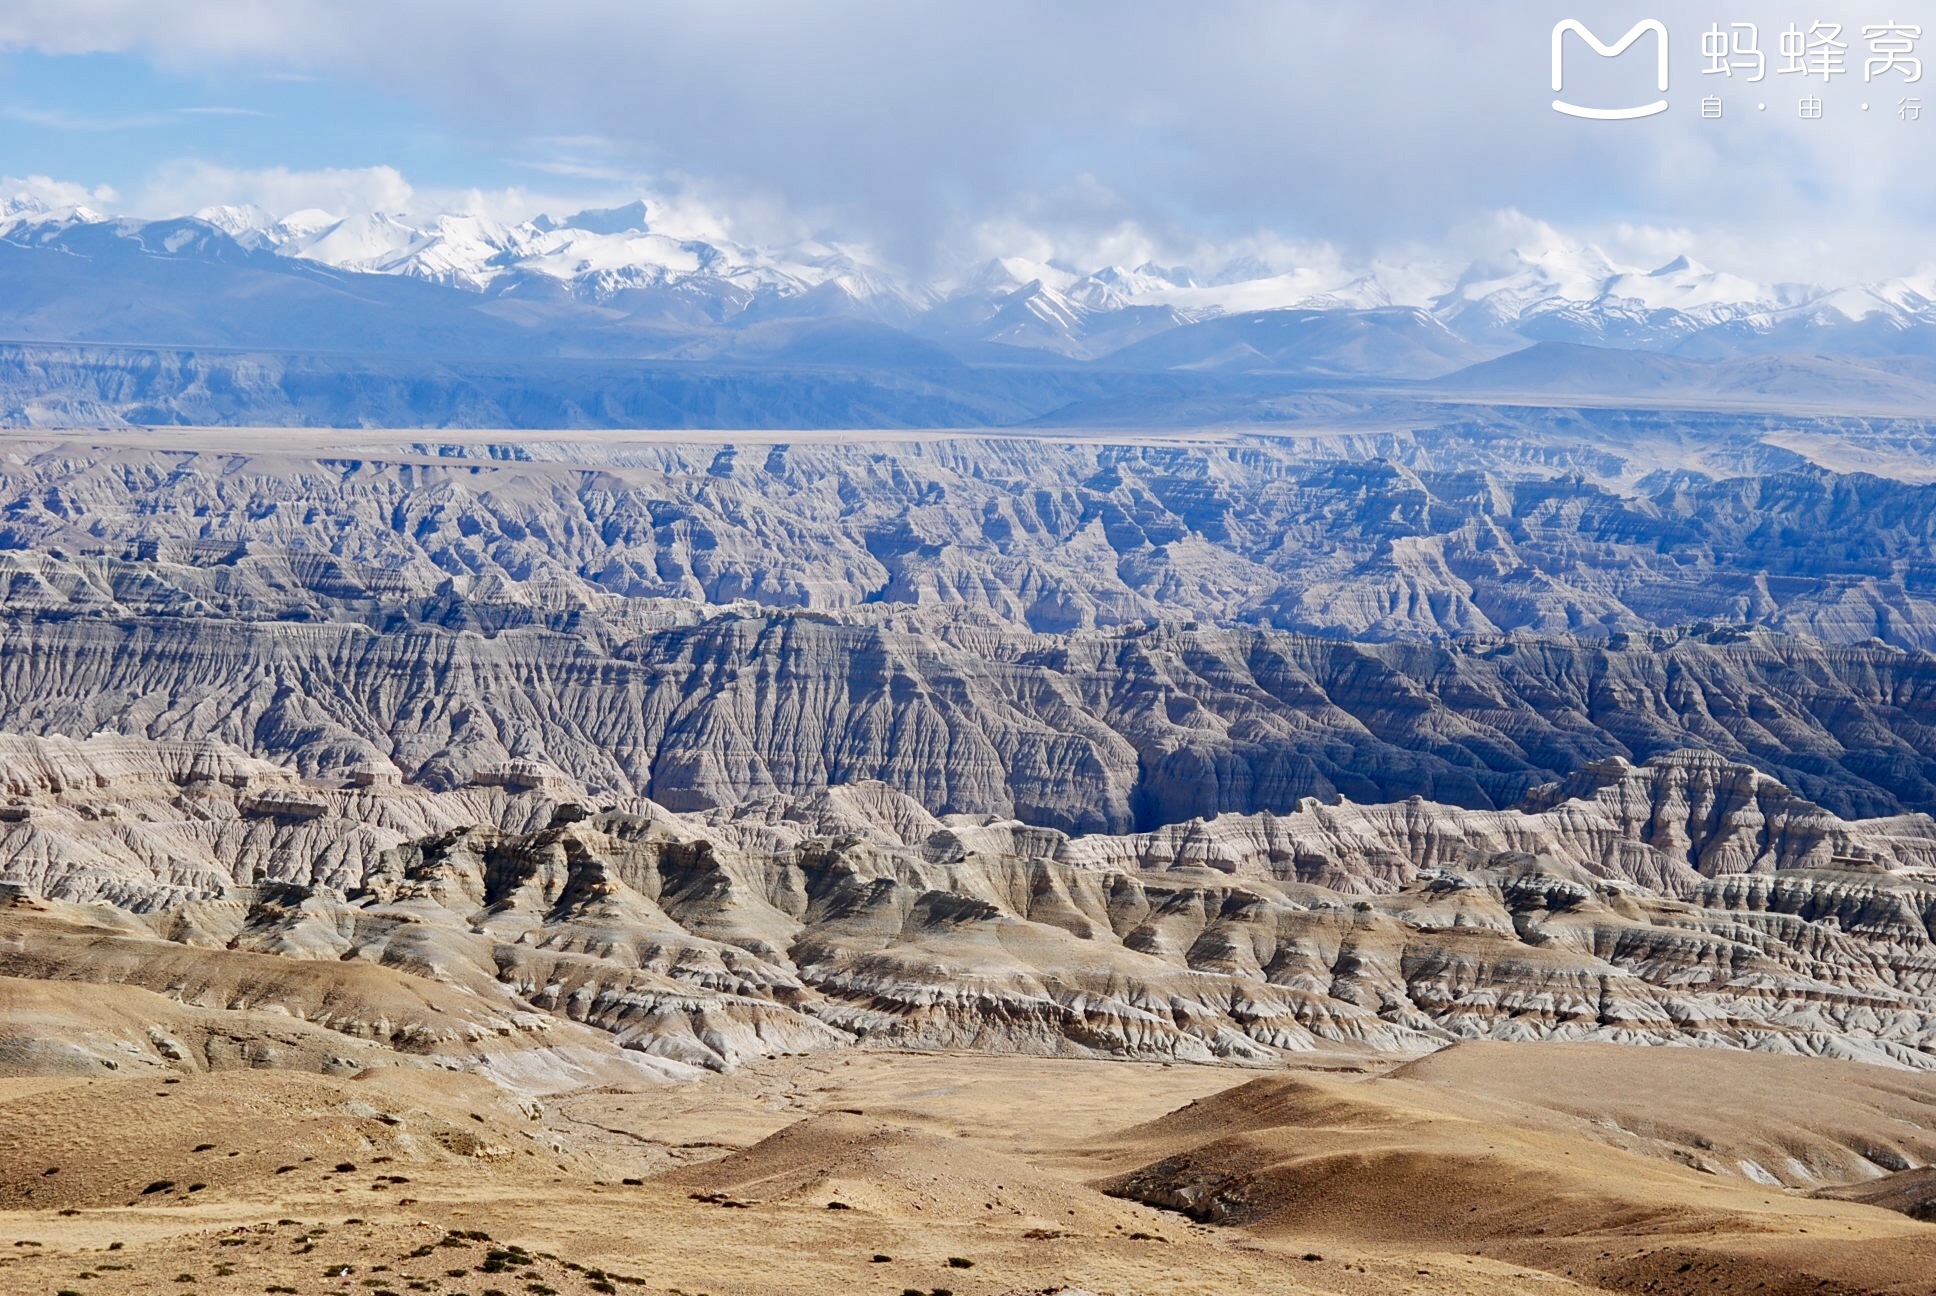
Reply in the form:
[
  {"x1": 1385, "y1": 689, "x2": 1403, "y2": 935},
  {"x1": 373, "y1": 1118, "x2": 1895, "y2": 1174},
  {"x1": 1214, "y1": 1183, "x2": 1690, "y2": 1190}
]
[{"x1": 4, "y1": 1042, "x2": 1936, "y2": 1295}]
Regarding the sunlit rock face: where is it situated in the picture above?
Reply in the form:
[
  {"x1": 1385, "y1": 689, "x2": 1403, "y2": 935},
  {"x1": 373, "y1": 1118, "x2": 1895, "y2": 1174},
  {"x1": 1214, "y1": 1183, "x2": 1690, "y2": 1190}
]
[
  {"x1": 5, "y1": 430, "x2": 1936, "y2": 1077},
  {"x1": 7, "y1": 736, "x2": 1936, "y2": 1074}
]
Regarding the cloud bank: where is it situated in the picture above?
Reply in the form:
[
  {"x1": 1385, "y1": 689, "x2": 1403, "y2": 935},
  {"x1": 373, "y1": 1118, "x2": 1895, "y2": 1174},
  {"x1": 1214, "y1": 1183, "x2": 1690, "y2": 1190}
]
[{"x1": 0, "y1": 1, "x2": 1931, "y2": 280}]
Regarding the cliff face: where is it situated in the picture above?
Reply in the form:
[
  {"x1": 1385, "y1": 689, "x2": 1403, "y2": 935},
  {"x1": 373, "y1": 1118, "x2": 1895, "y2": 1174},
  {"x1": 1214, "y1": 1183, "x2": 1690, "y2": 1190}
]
[
  {"x1": 8, "y1": 736, "x2": 1923, "y2": 912},
  {"x1": 6, "y1": 737, "x2": 1936, "y2": 1074},
  {"x1": 0, "y1": 734, "x2": 565, "y2": 909},
  {"x1": 10, "y1": 796, "x2": 1936, "y2": 1075},
  {"x1": 0, "y1": 431, "x2": 1933, "y2": 832},
  {"x1": 3, "y1": 611, "x2": 1935, "y2": 831}
]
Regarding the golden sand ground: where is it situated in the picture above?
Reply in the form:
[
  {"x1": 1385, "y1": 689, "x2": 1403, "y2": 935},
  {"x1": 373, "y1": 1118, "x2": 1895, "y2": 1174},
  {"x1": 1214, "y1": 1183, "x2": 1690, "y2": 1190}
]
[{"x1": 4, "y1": 1045, "x2": 1936, "y2": 1296}]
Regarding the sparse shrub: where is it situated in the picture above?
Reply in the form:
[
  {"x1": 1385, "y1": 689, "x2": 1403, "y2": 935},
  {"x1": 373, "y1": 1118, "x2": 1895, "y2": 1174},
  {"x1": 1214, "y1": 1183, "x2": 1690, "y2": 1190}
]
[
  {"x1": 334, "y1": 1163, "x2": 357, "y2": 1173},
  {"x1": 193, "y1": 1144, "x2": 216, "y2": 1152},
  {"x1": 871, "y1": 1255, "x2": 890, "y2": 1263},
  {"x1": 141, "y1": 1180, "x2": 176, "y2": 1194},
  {"x1": 946, "y1": 1258, "x2": 973, "y2": 1269}
]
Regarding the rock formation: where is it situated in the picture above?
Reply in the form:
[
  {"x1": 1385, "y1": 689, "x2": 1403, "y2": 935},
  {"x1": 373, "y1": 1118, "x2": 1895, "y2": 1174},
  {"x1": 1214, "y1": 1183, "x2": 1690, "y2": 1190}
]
[
  {"x1": 7, "y1": 735, "x2": 1936, "y2": 1078},
  {"x1": 3, "y1": 429, "x2": 1936, "y2": 1083}
]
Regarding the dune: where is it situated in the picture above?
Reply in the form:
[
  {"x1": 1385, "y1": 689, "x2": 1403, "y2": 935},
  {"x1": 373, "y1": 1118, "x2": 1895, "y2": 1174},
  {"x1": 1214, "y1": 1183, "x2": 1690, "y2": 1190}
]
[
  {"x1": 6, "y1": 1042, "x2": 1936, "y2": 1295},
  {"x1": 1096, "y1": 1042, "x2": 1936, "y2": 1293}
]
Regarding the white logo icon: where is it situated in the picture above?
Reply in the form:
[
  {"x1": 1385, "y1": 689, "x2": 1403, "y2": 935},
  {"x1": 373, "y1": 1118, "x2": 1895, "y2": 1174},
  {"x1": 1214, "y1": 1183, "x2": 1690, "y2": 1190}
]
[{"x1": 1553, "y1": 18, "x2": 1670, "y2": 119}]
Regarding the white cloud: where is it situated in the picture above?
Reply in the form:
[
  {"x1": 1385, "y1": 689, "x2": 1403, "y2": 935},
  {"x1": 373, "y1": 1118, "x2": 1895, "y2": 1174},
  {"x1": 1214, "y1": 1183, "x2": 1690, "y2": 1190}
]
[
  {"x1": 3, "y1": 2, "x2": 1935, "y2": 281},
  {"x1": 15, "y1": 148, "x2": 1936, "y2": 313},
  {"x1": 0, "y1": 2, "x2": 342, "y2": 61},
  {"x1": 0, "y1": 173, "x2": 118, "y2": 209},
  {"x1": 135, "y1": 161, "x2": 415, "y2": 219},
  {"x1": 122, "y1": 160, "x2": 743, "y2": 247},
  {"x1": 3, "y1": 104, "x2": 263, "y2": 130},
  {"x1": 3, "y1": 106, "x2": 178, "y2": 130}
]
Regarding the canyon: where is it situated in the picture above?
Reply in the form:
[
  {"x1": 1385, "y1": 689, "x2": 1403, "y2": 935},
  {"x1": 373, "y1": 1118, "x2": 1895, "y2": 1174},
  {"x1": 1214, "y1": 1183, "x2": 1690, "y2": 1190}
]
[{"x1": 8, "y1": 424, "x2": 1936, "y2": 1293}]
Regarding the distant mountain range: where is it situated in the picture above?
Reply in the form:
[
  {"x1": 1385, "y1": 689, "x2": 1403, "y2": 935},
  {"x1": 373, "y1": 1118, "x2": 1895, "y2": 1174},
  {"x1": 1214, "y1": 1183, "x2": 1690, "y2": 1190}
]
[{"x1": 8, "y1": 193, "x2": 1936, "y2": 425}]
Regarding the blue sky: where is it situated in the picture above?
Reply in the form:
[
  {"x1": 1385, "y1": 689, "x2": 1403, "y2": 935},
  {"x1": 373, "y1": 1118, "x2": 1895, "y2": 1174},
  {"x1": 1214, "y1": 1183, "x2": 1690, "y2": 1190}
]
[
  {"x1": 1, "y1": 2, "x2": 1933, "y2": 280},
  {"x1": 0, "y1": 52, "x2": 448, "y2": 181}
]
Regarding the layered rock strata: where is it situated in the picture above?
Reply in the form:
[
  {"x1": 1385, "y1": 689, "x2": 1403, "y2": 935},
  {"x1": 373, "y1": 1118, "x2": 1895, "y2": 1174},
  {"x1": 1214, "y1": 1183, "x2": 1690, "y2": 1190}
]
[{"x1": 8, "y1": 739, "x2": 1936, "y2": 1077}]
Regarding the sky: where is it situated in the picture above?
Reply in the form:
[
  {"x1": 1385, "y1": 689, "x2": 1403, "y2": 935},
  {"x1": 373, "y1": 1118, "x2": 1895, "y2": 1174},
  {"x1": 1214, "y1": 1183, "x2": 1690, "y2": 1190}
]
[{"x1": 1, "y1": 1, "x2": 1934, "y2": 282}]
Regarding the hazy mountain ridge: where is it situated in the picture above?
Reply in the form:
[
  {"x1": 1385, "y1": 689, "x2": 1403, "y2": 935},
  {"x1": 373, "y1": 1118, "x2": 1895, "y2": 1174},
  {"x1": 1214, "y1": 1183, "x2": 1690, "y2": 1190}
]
[{"x1": 9, "y1": 196, "x2": 1936, "y2": 418}]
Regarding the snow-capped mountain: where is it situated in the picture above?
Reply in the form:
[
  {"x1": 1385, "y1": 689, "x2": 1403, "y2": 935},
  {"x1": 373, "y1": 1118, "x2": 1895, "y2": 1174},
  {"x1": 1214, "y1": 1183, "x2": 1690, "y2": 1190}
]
[
  {"x1": 191, "y1": 198, "x2": 928, "y2": 323},
  {"x1": 1434, "y1": 242, "x2": 1796, "y2": 348},
  {"x1": 0, "y1": 194, "x2": 111, "y2": 243},
  {"x1": 11, "y1": 189, "x2": 1936, "y2": 371}
]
